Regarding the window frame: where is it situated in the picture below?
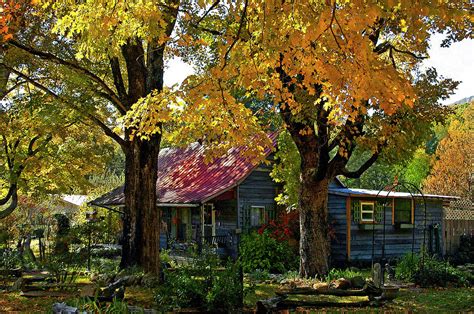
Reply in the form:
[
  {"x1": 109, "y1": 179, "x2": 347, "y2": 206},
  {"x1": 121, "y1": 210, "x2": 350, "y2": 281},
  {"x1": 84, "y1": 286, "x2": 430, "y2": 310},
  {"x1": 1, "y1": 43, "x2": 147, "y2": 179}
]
[
  {"x1": 393, "y1": 198, "x2": 414, "y2": 225},
  {"x1": 250, "y1": 205, "x2": 266, "y2": 227},
  {"x1": 360, "y1": 201, "x2": 375, "y2": 223}
]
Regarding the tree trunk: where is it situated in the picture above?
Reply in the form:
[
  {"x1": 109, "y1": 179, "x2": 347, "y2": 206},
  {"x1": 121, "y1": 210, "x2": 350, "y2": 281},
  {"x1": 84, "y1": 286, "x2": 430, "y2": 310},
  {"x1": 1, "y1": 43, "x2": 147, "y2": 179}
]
[
  {"x1": 120, "y1": 132, "x2": 162, "y2": 275},
  {"x1": 299, "y1": 176, "x2": 330, "y2": 277}
]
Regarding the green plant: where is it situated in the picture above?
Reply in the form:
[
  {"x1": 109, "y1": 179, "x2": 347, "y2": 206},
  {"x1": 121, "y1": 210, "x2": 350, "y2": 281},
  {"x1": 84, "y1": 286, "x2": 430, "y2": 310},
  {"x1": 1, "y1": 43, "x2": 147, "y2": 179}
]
[
  {"x1": 155, "y1": 246, "x2": 243, "y2": 311},
  {"x1": 396, "y1": 252, "x2": 473, "y2": 287},
  {"x1": 206, "y1": 260, "x2": 243, "y2": 311},
  {"x1": 248, "y1": 269, "x2": 271, "y2": 282},
  {"x1": 324, "y1": 268, "x2": 364, "y2": 282},
  {"x1": 395, "y1": 252, "x2": 420, "y2": 281},
  {"x1": 239, "y1": 230, "x2": 298, "y2": 274},
  {"x1": 71, "y1": 297, "x2": 129, "y2": 313},
  {"x1": 0, "y1": 249, "x2": 22, "y2": 269}
]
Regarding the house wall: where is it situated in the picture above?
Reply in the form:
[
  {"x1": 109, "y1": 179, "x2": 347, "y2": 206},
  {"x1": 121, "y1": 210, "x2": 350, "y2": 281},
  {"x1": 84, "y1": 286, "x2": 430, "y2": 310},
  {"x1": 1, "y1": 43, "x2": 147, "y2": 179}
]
[
  {"x1": 328, "y1": 194, "x2": 349, "y2": 265},
  {"x1": 213, "y1": 199, "x2": 238, "y2": 235},
  {"x1": 237, "y1": 168, "x2": 279, "y2": 231},
  {"x1": 329, "y1": 195, "x2": 445, "y2": 264}
]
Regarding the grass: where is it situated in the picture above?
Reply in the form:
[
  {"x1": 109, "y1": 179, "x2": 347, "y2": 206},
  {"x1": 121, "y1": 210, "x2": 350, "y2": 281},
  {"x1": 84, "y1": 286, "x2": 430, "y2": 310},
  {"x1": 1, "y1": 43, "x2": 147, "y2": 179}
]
[
  {"x1": 0, "y1": 292, "x2": 71, "y2": 313},
  {"x1": 1, "y1": 273, "x2": 472, "y2": 312},
  {"x1": 389, "y1": 287, "x2": 474, "y2": 312},
  {"x1": 2, "y1": 286, "x2": 473, "y2": 312},
  {"x1": 243, "y1": 283, "x2": 474, "y2": 312}
]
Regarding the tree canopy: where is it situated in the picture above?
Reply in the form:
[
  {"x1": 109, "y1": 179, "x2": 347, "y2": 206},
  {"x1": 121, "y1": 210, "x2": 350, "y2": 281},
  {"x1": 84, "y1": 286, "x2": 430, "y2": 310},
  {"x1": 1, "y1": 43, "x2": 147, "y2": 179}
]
[{"x1": 424, "y1": 102, "x2": 474, "y2": 200}]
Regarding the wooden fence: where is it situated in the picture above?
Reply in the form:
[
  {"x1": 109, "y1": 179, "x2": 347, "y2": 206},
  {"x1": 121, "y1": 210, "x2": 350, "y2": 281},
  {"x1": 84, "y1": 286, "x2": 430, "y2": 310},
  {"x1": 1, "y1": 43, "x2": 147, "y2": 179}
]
[{"x1": 443, "y1": 199, "x2": 474, "y2": 255}]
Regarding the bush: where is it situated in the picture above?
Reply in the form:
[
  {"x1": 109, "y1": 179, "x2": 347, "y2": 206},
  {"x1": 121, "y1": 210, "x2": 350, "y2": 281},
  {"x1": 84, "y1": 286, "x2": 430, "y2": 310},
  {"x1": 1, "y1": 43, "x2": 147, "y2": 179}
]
[
  {"x1": 239, "y1": 230, "x2": 298, "y2": 273},
  {"x1": 155, "y1": 247, "x2": 243, "y2": 312},
  {"x1": 396, "y1": 252, "x2": 473, "y2": 287},
  {"x1": 0, "y1": 249, "x2": 21, "y2": 269},
  {"x1": 395, "y1": 252, "x2": 420, "y2": 281}
]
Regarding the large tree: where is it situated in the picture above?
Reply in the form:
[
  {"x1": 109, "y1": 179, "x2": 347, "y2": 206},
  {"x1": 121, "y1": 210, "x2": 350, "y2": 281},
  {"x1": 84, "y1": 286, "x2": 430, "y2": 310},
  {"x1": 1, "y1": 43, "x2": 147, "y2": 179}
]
[
  {"x1": 0, "y1": 64, "x2": 114, "y2": 220},
  {"x1": 2, "y1": 0, "x2": 268, "y2": 274},
  {"x1": 424, "y1": 102, "x2": 474, "y2": 200},
  {"x1": 180, "y1": 1, "x2": 471, "y2": 276}
]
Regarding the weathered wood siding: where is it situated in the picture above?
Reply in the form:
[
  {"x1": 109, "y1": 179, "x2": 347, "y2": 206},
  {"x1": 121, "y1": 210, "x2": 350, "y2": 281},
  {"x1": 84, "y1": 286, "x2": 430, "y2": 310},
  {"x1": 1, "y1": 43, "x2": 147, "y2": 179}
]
[
  {"x1": 238, "y1": 168, "x2": 279, "y2": 230},
  {"x1": 345, "y1": 197, "x2": 444, "y2": 262},
  {"x1": 328, "y1": 194, "x2": 348, "y2": 264},
  {"x1": 444, "y1": 219, "x2": 474, "y2": 254},
  {"x1": 214, "y1": 199, "x2": 238, "y2": 235}
]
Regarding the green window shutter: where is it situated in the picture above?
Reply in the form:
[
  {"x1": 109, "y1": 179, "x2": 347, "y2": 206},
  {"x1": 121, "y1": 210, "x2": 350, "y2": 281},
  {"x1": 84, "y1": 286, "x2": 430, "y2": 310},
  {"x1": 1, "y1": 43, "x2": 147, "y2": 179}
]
[
  {"x1": 243, "y1": 205, "x2": 251, "y2": 232},
  {"x1": 351, "y1": 199, "x2": 361, "y2": 223},
  {"x1": 375, "y1": 202, "x2": 384, "y2": 223},
  {"x1": 266, "y1": 206, "x2": 276, "y2": 222}
]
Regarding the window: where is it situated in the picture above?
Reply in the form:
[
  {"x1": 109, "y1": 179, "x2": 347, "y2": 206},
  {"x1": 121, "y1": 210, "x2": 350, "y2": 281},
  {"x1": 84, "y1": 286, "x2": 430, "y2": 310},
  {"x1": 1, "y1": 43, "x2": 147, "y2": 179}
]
[
  {"x1": 394, "y1": 198, "x2": 412, "y2": 224},
  {"x1": 250, "y1": 206, "x2": 265, "y2": 227},
  {"x1": 360, "y1": 202, "x2": 375, "y2": 222}
]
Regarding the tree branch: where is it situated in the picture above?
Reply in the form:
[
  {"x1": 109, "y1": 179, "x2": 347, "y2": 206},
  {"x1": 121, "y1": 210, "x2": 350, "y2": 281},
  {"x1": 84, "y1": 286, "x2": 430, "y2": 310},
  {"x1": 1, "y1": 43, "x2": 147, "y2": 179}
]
[
  {"x1": 340, "y1": 150, "x2": 380, "y2": 179},
  {"x1": 0, "y1": 184, "x2": 18, "y2": 219},
  {"x1": 27, "y1": 134, "x2": 52, "y2": 157},
  {"x1": 0, "y1": 183, "x2": 16, "y2": 206},
  {"x1": 195, "y1": 0, "x2": 220, "y2": 25},
  {"x1": 2, "y1": 135, "x2": 13, "y2": 170},
  {"x1": 2, "y1": 64, "x2": 127, "y2": 149},
  {"x1": 222, "y1": 0, "x2": 248, "y2": 69},
  {"x1": 0, "y1": 80, "x2": 26, "y2": 99},
  {"x1": 9, "y1": 40, "x2": 127, "y2": 113},
  {"x1": 109, "y1": 57, "x2": 128, "y2": 102}
]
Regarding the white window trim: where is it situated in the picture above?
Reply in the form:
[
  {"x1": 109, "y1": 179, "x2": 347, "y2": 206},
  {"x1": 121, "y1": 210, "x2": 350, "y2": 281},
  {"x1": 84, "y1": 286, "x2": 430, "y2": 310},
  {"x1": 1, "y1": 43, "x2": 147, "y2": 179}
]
[{"x1": 360, "y1": 201, "x2": 375, "y2": 223}]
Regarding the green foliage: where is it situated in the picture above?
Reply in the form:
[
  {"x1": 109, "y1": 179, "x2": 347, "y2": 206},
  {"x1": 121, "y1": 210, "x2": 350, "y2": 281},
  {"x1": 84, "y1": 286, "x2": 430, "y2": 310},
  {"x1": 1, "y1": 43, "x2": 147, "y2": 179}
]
[
  {"x1": 270, "y1": 131, "x2": 300, "y2": 208},
  {"x1": 0, "y1": 249, "x2": 22, "y2": 269},
  {"x1": 71, "y1": 297, "x2": 129, "y2": 314},
  {"x1": 396, "y1": 253, "x2": 473, "y2": 287},
  {"x1": 155, "y1": 247, "x2": 243, "y2": 312},
  {"x1": 0, "y1": 230, "x2": 12, "y2": 248},
  {"x1": 395, "y1": 252, "x2": 420, "y2": 281},
  {"x1": 248, "y1": 269, "x2": 271, "y2": 282},
  {"x1": 324, "y1": 268, "x2": 364, "y2": 282},
  {"x1": 239, "y1": 230, "x2": 298, "y2": 274},
  {"x1": 39, "y1": 254, "x2": 83, "y2": 285}
]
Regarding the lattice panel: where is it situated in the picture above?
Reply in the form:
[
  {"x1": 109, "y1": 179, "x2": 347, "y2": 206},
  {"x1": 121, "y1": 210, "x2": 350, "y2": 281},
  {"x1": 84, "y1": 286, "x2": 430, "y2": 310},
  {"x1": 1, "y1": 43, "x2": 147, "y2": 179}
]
[
  {"x1": 449, "y1": 199, "x2": 474, "y2": 211},
  {"x1": 444, "y1": 209, "x2": 474, "y2": 220}
]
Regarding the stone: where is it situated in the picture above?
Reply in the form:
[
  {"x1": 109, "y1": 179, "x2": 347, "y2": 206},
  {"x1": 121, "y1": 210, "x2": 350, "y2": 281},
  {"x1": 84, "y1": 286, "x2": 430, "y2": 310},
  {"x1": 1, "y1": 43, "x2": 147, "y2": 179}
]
[
  {"x1": 385, "y1": 263, "x2": 395, "y2": 281},
  {"x1": 372, "y1": 263, "x2": 382, "y2": 288},
  {"x1": 312, "y1": 282, "x2": 329, "y2": 292},
  {"x1": 330, "y1": 278, "x2": 351, "y2": 290},
  {"x1": 52, "y1": 302, "x2": 79, "y2": 314},
  {"x1": 350, "y1": 276, "x2": 366, "y2": 289}
]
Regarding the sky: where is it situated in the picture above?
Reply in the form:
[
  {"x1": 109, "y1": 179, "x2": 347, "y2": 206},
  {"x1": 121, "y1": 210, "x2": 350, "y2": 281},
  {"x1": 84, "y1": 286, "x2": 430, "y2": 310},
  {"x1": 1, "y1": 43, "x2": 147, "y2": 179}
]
[
  {"x1": 422, "y1": 34, "x2": 474, "y2": 104},
  {"x1": 164, "y1": 34, "x2": 474, "y2": 105}
]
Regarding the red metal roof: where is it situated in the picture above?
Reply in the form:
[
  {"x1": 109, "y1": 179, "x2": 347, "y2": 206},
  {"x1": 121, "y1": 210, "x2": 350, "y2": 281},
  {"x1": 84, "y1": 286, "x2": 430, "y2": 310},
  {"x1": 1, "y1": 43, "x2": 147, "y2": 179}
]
[{"x1": 90, "y1": 134, "x2": 276, "y2": 206}]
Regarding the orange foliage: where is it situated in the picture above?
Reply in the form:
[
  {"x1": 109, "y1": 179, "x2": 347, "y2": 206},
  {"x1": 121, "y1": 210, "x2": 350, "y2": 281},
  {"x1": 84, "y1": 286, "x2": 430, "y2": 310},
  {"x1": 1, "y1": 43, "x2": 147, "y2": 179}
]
[{"x1": 424, "y1": 103, "x2": 474, "y2": 199}]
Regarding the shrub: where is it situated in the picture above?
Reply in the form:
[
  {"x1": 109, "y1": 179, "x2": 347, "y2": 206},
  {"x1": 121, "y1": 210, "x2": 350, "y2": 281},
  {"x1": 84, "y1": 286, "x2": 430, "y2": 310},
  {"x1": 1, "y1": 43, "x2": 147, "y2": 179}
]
[
  {"x1": 395, "y1": 252, "x2": 420, "y2": 281},
  {"x1": 239, "y1": 230, "x2": 298, "y2": 273},
  {"x1": 0, "y1": 249, "x2": 21, "y2": 269},
  {"x1": 396, "y1": 252, "x2": 473, "y2": 287},
  {"x1": 155, "y1": 247, "x2": 243, "y2": 312},
  {"x1": 258, "y1": 211, "x2": 299, "y2": 242}
]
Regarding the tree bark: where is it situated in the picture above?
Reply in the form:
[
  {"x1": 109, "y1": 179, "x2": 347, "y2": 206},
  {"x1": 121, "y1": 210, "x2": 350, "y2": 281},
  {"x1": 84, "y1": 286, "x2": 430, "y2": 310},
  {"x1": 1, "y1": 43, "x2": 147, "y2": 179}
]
[
  {"x1": 299, "y1": 175, "x2": 330, "y2": 277},
  {"x1": 120, "y1": 132, "x2": 162, "y2": 274}
]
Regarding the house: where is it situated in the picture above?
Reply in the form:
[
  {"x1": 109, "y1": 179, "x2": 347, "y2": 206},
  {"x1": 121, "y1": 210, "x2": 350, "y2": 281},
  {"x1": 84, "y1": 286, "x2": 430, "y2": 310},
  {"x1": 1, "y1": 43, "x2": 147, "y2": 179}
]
[
  {"x1": 89, "y1": 140, "x2": 280, "y2": 258},
  {"x1": 90, "y1": 140, "x2": 455, "y2": 264},
  {"x1": 328, "y1": 185, "x2": 455, "y2": 265}
]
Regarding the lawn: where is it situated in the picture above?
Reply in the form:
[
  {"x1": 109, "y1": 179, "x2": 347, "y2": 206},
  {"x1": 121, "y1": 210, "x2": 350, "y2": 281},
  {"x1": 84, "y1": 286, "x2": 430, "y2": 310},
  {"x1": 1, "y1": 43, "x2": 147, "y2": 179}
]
[{"x1": 1, "y1": 284, "x2": 472, "y2": 313}]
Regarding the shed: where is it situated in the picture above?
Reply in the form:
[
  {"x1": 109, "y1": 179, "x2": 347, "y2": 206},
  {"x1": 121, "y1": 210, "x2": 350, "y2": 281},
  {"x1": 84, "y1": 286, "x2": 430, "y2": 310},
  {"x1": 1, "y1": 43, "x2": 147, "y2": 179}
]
[{"x1": 328, "y1": 187, "x2": 457, "y2": 265}]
